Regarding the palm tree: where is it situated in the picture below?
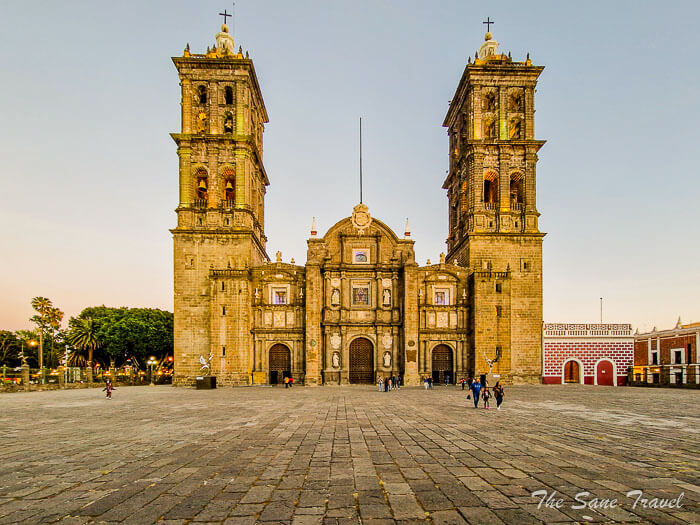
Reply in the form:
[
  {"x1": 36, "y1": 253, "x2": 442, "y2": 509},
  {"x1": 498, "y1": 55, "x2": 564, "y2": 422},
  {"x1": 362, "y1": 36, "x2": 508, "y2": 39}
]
[
  {"x1": 68, "y1": 318, "x2": 100, "y2": 383},
  {"x1": 46, "y1": 307, "x2": 64, "y2": 367},
  {"x1": 31, "y1": 297, "x2": 52, "y2": 378}
]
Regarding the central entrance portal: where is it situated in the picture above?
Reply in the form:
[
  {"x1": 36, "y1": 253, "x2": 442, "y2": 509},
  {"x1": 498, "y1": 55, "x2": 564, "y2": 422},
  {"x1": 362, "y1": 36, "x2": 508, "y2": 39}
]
[
  {"x1": 432, "y1": 344, "x2": 453, "y2": 385},
  {"x1": 349, "y1": 337, "x2": 374, "y2": 384},
  {"x1": 269, "y1": 344, "x2": 291, "y2": 385}
]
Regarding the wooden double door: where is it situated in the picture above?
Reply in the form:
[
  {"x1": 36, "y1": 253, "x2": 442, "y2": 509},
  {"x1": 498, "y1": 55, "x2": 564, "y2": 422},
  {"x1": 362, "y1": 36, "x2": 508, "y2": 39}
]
[
  {"x1": 349, "y1": 338, "x2": 374, "y2": 384},
  {"x1": 432, "y1": 344, "x2": 453, "y2": 384},
  {"x1": 269, "y1": 344, "x2": 291, "y2": 384}
]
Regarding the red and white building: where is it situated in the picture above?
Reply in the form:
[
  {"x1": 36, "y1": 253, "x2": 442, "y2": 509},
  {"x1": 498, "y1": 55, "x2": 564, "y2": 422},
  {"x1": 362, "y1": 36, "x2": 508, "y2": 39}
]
[{"x1": 543, "y1": 323, "x2": 633, "y2": 386}]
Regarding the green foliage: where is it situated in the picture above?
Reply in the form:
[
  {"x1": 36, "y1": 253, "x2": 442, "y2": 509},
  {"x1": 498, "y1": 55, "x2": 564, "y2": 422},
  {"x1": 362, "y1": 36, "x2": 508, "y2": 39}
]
[
  {"x1": 69, "y1": 306, "x2": 173, "y2": 368},
  {"x1": 0, "y1": 331, "x2": 21, "y2": 367}
]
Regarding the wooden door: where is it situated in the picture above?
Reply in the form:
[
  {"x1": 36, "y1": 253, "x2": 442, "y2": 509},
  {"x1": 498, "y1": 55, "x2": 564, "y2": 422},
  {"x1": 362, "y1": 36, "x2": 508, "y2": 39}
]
[
  {"x1": 269, "y1": 344, "x2": 291, "y2": 384},
  {"x1": 564, "y1": 360, "x2": 580, "y2": 383},
  {"x1": 432, "y1": 345, "x2": 453, "y2": 384},
  {"x1": 349, "y1": 338, "x2": 374, "y2": 384},
  {"x1": 596, "y1": 360, "x2": 614, "y2": 386}
]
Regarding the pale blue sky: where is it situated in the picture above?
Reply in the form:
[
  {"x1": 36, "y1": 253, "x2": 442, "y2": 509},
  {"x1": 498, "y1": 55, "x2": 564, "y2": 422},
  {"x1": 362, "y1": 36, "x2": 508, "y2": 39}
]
[{"x1": 1, "y1": 0, "x2": 698, "y2": 332}]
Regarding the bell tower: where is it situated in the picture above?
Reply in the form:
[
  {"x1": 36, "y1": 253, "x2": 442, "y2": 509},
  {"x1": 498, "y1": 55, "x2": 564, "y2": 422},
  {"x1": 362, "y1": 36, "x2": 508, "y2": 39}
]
[
  {"x1": 443, "y1": 27, "x2": 545, "y2": 383},
  {"x1": 172, "y1": 22, "x2": 270, "y2": 385}
]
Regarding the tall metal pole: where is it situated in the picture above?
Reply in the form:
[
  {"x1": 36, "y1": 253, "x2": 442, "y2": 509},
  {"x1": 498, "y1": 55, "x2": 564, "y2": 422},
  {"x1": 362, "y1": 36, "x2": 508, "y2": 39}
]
[
  {"x1": 359, "y1": 117, "x2": 363, "y2": 204},
  {"x1": 600, "y1": 297, "x2": 603, "y2": 323}
]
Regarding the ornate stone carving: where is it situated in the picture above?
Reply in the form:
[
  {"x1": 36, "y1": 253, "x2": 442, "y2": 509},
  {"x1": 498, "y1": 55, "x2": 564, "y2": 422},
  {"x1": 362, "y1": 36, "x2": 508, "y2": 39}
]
[
  {"x1": 382, "y1": 334, "x2": 392, "y2": 349},
  {"x1": 351, "y1": 203, "x2": 372, "y2": 234},
  {"x1": 330, "y1": 333, "x2": 341, "y2": 349},
  {"x1": 332, "y1": 352, "x2": 340, "y2": 368}
]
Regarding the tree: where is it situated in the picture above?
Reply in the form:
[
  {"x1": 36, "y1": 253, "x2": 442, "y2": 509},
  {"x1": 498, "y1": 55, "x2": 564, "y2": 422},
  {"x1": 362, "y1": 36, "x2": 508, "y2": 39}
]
[
  {"x1": 46, "y1": 306, "x2": 64, "y2": 367},
  {"x1": 30, "y1": 296, "x2": 53, "y2": 374},
  {"x1": 0, "y1": 331, "x2": 21, "y2": 367},
  {"x1": 67, "y1": 318, "x2": 101, "y2": 382}
]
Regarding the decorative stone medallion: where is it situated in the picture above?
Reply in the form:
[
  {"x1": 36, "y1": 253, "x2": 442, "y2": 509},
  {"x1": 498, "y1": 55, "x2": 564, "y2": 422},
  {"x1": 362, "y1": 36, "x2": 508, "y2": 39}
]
[
  {"x1": 382, "y1": 334, "x2": 392, "y2": 349},
  {"x1": 351, "y1": 203, "x2": 372, "y2": 234},
  {"x1": 330, "y1": 277, "x2": 341, "y2": 288},
  {"x1": 330, "y1": 333, "x2": 341, "y2": 349}
]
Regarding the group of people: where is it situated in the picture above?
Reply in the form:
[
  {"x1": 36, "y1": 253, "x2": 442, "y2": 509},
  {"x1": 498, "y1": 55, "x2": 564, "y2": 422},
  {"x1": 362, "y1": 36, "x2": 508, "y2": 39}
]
[
  {"x1": 283, "y1": 376, "x2": 295, "y2": 388},
  {"x1": 377, "y1": 375, "x2": 401, "y2": 391},
  {"x1": 463, "y1": 376, "x2": 505, "y2": 409}
]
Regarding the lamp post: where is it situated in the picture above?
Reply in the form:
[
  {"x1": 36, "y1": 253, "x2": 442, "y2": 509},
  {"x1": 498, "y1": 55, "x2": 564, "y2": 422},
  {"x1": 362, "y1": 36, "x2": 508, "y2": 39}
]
[{"x1": 147, "y1": 356, "x2": 157, "y2": 386}]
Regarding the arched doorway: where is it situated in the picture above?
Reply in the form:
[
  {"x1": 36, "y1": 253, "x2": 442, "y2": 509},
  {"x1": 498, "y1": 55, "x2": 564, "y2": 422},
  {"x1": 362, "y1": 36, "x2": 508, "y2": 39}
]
[
  {"x1": 596, "y1": 360, "x2": 614, "y2": 386},
  {"x1": 269, "y1": 344, "x2": 291, "y2": 385},
  {"x1": 349, "y1": 338, "x2": 374, "y2": 384},
  {"x1": 432, "y1": 344, "x2": 454, "y2": 385},
  {"x1": 563, "y1": 360, "x2": 580, "y2": 383}
]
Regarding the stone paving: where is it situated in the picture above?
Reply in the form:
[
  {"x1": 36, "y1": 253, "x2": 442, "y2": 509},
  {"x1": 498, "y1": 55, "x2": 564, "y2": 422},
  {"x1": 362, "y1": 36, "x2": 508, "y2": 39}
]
[{"x1": 0, "y1": 384, "x2": 698, "y2": 524}]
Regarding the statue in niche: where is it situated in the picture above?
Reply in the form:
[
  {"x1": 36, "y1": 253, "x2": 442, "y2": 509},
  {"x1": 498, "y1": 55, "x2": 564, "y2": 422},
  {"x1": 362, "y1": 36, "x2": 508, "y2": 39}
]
[
  {"x1": 383, "y1": 352, "x2": 392, "y2": 368},
  {"x1": 382, "y1": 288, "x2": 391, "y2": 306},
  {"x1": 484, "y1": 119, "x2": 496, "y2": 139},
  {"x1": 196, "y1": 111, "x2": 208, "y2": 133},
  {"x1": 331, "y1": 288, "x2": 340, "y2": 306},
  {"x1": 332, "y1": 352, "x2": 340, "y2": 368},
  {"x1": 509, "y1": 119, "x2": 522, "y2": 139},
  {"x1": 223, "y1": 113, "x2": 234, "y2": 133}
]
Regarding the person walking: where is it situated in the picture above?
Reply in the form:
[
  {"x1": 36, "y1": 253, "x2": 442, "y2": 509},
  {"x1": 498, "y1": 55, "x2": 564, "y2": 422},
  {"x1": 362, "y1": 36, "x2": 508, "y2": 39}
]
[
  {"x1": 103, "y1": 379, "x2": 115, "y2": 399},
  {"x1": 423, "y1": 376, "x2": 429, "y2": 390},
  {"x1": 493, "y1": 381, "x2": 505, "y2": 410},
  {"x1": 482, "y1": 387, "x2": 491, "y2": 409},
  {"x1": 428, "y1": 376, "x2": 433, "y2": 390},
  {"x1": 378, "y1": 377, "x2": 383, "y2": 392},
  {"x1": 470, "y1": 378, "x2": 481, "y2": 408}
]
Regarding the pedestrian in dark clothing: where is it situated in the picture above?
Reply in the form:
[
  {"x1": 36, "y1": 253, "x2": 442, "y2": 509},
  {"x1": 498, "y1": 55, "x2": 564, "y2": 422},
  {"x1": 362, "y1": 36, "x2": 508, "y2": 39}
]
[
  {"x1": 493, "y1": 381, "x2": 505, "y2": 410},
  {"x1": 470, "y1": 378, "x2": 481, "y2": 408},
  {"x1": 480, "y1": 374, "x2": 488, "y2": 388}
]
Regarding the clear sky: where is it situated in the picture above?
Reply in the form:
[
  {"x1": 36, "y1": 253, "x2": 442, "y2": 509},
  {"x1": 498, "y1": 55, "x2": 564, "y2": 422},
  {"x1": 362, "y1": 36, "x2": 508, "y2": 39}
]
[{"x1": 1, "y1": 0, "x2": 698, "y2": 333}]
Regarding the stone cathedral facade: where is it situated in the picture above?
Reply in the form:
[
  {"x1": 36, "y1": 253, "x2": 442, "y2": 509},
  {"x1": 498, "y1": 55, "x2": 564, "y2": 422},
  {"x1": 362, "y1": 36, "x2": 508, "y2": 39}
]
[{"x1": 172, "y1": 25, "x2": 545, "y2": 386}]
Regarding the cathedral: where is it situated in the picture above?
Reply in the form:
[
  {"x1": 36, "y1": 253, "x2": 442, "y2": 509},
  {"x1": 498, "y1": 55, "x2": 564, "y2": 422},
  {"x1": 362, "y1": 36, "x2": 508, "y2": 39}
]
[{"x1": 171, "y1": 22, "x2": 545, "y2": 386}]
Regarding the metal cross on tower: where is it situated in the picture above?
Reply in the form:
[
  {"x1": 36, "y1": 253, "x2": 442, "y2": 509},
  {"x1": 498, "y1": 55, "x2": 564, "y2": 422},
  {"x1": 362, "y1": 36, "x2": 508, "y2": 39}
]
[
  {"x1": 483, "y1": 17, "x2": 494, "y2": 32},
  {"x1": 219, "y1": 9, "x2": 232, "y2": 25}
]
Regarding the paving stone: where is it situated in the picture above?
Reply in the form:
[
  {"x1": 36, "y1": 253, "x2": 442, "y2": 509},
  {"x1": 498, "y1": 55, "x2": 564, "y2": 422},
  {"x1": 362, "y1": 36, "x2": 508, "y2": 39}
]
[{"x1": 0, "y1": 385, "x2": 697, "y2": 524}]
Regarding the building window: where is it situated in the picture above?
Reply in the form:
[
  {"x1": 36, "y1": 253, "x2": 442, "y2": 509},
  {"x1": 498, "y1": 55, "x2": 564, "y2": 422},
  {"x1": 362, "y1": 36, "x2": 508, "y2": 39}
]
[
  {"x1": 674, "y1": 349, "x2": 683, "y2": 364},
  {"x1": 352, "y1": 285, "x2": 370, "y2": 306},
  {"x1": 651, "y1": 351, "x2": 658, "y2": 365},
  {"x1": 222, "y1": 306, "x2": 226, "y2": 316},
  {"x1": 353, "y1": 249, "x2": 369, "y2": 264},
  {"x1": 224, "y1": 86, "x2": 234, "y2": 105},
  {"x1": 222, "y1": 346, "x2": 226, "y2": 357},
  {"x1": 496, "y1": 305, "x2": 502, "y2": 317},
  {"x1": 221, "y1": 282, "x2": 225, "y2": 292},
  {"x1": 495, "y1": 283, "x2": 502, "y2": 293}
]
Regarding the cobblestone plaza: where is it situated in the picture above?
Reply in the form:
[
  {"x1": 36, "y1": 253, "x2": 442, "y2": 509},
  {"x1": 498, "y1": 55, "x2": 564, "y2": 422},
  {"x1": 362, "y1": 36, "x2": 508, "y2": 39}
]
[{"x1": 0, "y1": 386, "x2": 697, "y2": 524}]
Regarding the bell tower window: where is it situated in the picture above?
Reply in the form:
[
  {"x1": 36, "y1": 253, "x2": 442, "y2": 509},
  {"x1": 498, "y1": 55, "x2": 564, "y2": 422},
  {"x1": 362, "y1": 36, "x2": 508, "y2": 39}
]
[
  {"x1": 194, "y1": 168, "x2": 208, "y2": 205},
  {"x1": 510, "y1": 173, "x2": 524, "y2": 210},
  {"x1": 222, "y1": 166, "x2": 236, "y2": 206},
  {"x1": 484, "y1": 172, "x2": 498, "y2": 205},
  {"x1": 224, "y1": 86, "x2": 234, "y2": 105},
  {"x1": 197, "y1": 85, "x2": 207, "y2": 104}
]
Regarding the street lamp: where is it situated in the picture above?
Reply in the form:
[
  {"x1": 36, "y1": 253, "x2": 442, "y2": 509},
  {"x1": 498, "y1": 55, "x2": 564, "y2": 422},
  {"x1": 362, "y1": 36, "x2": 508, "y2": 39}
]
[{"x1": 147, "y1": 356, "x2": 157, "y2": 386}]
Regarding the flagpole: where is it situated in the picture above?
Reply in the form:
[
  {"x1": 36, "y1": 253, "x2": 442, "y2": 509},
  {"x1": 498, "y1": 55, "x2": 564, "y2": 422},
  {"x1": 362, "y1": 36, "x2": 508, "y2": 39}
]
[{"x1": 359, "y1": 117, "x2": 363, "y2": 204}]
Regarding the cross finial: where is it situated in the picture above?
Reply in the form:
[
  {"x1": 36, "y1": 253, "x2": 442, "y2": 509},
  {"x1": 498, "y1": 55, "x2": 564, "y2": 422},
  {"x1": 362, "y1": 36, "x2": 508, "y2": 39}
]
[
  {"x1": 483, "y1": 17, "x2": 494, "y2": 32},
  {"x1": 219, "y1": 9, "x2": 232, "y2": 25}
]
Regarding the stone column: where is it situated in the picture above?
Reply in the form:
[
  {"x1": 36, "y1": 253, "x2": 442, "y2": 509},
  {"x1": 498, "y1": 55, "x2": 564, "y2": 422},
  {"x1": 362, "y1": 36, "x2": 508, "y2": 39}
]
[
  {"x1": 182, "y1": 79, "x2": 192, "y2": 134},
  {"x1": 178, "y1": 146, "x2": 192, "y2": 207}
]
